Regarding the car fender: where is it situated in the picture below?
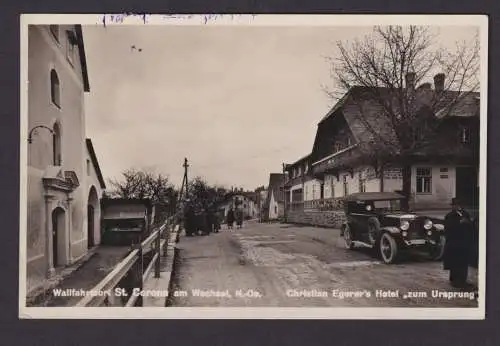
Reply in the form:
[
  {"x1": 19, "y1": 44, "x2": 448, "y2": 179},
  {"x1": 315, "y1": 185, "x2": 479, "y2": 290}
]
[
  {"x1": 381, "y1": 226, "x2": 401, "y2": 236},
  {"x1": 433, "y1": 223, "x2": 445, "y2": 232}
]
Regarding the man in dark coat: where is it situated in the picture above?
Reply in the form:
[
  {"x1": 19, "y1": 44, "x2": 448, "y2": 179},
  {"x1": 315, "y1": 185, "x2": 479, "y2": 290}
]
[
  {"x1": 443, "y1": 198, "x2": 475, "y2": 288},
  {"x1": 183, "y1": 199, "x2": 196, "y2": 237},
  {"x1": 236, "y1": 208, "x2": 244, "y2": 229},
  {"x1": 227, "y1": 208, "x2": 235, "y2": 230}
]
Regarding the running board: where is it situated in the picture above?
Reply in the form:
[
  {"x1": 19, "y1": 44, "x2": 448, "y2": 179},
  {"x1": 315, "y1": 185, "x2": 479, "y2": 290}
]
[{"x1": 352, "y1": 241, "x2": 374, "y2": 249}]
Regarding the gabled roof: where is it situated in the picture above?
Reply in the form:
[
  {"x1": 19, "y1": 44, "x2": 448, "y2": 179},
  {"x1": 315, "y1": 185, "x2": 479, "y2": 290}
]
[
  {"x1": 74, "y1": 25, "x2": 90, "y2": 92},
  {"x1": 86, "y1": 138, "x2": 106, "y2": 189},
  {"x1": 265, "y1": 173, "x2": 285, "y2": 207},
  {"x1": 313, "y1": 85, "x2": 480, "y2": 160},
  {"x1": 319, "y1": 86, "x2": 479, "y2": 125},
  {"x1": 286, "y1": 153, "x2": 312, "y2": 169}
]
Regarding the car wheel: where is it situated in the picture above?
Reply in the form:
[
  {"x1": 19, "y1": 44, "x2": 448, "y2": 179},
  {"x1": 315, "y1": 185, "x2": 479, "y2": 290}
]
[
  {"x1": 429, "y1": 235, "x2": 446, "y2": 261},
  {"x1": 379, "y1": 232, "x2": 398, "y2": 264},
  {"x1": 343, "y1": 225, "x2": 355, "y2": 249}
]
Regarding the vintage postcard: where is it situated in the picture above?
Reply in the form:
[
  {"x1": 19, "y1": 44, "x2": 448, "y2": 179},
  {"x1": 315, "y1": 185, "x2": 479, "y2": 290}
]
[{"x1": 19, "y1": 14, "x2": 487, "y2": 319}]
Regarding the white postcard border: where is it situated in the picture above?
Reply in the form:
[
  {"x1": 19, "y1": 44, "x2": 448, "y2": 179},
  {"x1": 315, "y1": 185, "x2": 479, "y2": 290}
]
[{"x1": 18, "y1": 13, "x2": 488, "y2": 319}]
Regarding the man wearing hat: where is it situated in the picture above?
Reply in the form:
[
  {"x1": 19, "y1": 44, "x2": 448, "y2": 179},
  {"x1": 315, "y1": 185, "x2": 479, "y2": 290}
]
[{"x1": 443, "y1": 197, "x2": 475, "y2": 288}]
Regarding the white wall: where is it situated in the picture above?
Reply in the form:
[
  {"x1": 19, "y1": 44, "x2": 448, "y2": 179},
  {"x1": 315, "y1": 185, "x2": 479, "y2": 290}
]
[
  {"x1": 27, "y1": 25, "x2": 89, "y2": 293},
  {"x1": 411, "y1": 165, "x2": 455, "y2": 209}
]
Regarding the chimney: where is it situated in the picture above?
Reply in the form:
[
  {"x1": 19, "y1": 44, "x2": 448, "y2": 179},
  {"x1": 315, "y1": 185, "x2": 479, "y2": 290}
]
[
  {"x1": 405, "y1": 72, "x2": 416, "y2": 91},
  {"x1": 434, "y1": 73, "x2": 445, "y2": 93}
]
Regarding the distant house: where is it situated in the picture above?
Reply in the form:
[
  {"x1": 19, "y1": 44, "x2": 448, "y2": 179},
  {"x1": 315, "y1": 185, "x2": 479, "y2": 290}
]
[
  {"x1": 219, "y1": 192, "x2": 259, "y2": 221},
  {"x1": 285, "y1": 73, "x2": 479, "y2": 211},
  {"x1": 264, "y1": 173, "x2": 286, "y2": 220}
]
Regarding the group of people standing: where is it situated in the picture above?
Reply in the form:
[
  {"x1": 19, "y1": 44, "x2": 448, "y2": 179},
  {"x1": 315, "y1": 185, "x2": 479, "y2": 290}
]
[
  {"x1": 182, "y1": 199, "x2": 222, "y2": 236},
  {"x1": 182, "y1": 199, "x2": 245, "y2": 235},
  {"x1": 226, "y1": 207, "x2": 244, "y2": 230}
]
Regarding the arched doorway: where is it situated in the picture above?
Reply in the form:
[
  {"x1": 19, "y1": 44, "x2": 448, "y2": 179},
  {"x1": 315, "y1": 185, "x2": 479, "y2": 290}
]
[
  {"x1": 88, "y1": 186, "x2": 99, "y2": 249},
  {"x1": 51, "y1": 207, "x2": 65, "y2": 267},
  {"x1": 87, "y1": 205, "x2": 94, "y2": 248}
]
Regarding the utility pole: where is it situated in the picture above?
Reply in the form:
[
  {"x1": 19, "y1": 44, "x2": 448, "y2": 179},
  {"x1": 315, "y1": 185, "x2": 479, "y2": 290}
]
[
  {"x1": 178, "y1": 158, "x2": 189, "y2": 204},
  {"x1": 282, "y1": 162, "x2": 287, "y2": 222}
]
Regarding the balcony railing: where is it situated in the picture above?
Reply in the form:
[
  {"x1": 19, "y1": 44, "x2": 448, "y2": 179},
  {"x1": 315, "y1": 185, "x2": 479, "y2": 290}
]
[{"x1": 287, "y1": 197, "x2": 345, "y2": 212}]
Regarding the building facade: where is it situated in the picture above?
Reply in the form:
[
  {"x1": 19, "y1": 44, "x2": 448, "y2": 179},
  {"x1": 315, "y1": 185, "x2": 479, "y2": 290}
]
[
  {"x1": 285, "y1": 73, "x2": 479, "y2": 212},
  {"x1": 220, "y1": 193, "x2": 259, "y2": 220},
  {"x1": 264, "y1": 173, "x2": 286, "y2": 220},
  {"x1": 26, "y1": 25, "x2": 105, "y2": 295}
]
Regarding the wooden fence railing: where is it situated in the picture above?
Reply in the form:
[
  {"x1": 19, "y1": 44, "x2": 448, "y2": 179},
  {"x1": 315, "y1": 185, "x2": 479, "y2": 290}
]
[{"x1": 76, "y1": 219, "x2": 178, "y2": 307}]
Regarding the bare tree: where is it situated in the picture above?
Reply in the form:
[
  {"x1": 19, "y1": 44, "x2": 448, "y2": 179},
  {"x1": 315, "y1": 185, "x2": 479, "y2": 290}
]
[
  {"x1": 108, "y1": 168, "x2": 178, "y2": 223},
  {"x1": 326, "y1": 25, "x2": 479, "y2": 209}
]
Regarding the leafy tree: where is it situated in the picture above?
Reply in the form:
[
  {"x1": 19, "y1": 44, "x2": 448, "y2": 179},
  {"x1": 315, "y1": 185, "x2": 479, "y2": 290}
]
[{"x1": 108, "y1": 168, "x2": 178, "y2": 223}]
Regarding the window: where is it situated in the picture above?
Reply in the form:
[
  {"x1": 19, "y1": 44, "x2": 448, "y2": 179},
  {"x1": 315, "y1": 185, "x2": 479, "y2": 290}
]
[
  {"x1": 49, "y1": 25, "x2": 59, "y2": 42},
  {"x1": 414, "y1": 126, "x2": 423, "y2": 142},
  {"x1": 298, "y1": 166, "x2": 302, "y2": 176},
  {"x1": 334, "y1": 142, "x2": 342, "y2": 153},
  {"x1": 416, "y1": 168, "x2": 432, "y2": 194},
  {"x1": 86, "y1": 159, "x2": 91, "y2": 176},
  {"x1": 304, "y1": 163, "x2": 309, "y2": 173},
  {"x1": 52, "y1": 123, "x2": 62, "y2": 166},
  {"x1": 66, "y1": 31, "x2": 76, "y2": 65},
  {"x1": 343, "y1": 175, "x2": 348, "y2": 196},
  {"x1": 312, "y1": 185, "x2": 316, "y2": 200},
  {"x1": 50, "y1": 69, "x2": 60, "y2": 108},
  {"x1": 359, "y1": 172, "x2": 366, "y2": 193},
  {"x1": 330, "y1": 180, "x2": 335, "y2": 198},
  {"x1": 274, "y1": 206, "x2": 277, "y2": 214},
  {"x1": 460, "y1": 126, "x2": 470, "y2": 144},
  {"x1": 345, "y1": 136, "x2": 352, "y2": 147}
]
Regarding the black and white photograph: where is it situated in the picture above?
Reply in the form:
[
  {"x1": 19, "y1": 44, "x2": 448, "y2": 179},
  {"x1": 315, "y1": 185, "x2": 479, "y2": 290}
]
[{"x1": 19, "y1": 14, "x2": 487, "y2": 319}]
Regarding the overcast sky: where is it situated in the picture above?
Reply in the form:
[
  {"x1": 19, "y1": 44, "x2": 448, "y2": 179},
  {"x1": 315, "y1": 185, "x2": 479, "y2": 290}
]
[{"x1": 82, "y1": 23, "x2": 477, "y2": 191}]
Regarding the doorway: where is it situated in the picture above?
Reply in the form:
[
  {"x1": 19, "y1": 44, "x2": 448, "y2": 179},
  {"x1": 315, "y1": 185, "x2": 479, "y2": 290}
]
[
  {"x1": 51, "y1": 207, "x2": 65, "y2": 267},
  {"x1": 87, "y1": 205, "x2": 94, "y2": 248},
  {"x1": 455, "y1": 167, "x2": 478, "y2": 207}
]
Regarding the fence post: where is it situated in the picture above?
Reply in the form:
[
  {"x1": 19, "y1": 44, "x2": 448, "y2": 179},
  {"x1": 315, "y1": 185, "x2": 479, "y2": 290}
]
[
  {"x1": 135, "y1": 246, "x2": 144, "y2": 306},
  {"x1": 154, "y1": 228, "x2": 161, "y2": 278}
]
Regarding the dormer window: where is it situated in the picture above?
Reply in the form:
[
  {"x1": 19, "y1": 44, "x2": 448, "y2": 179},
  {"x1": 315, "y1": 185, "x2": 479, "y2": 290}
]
[
  {"x1": 66, "y1": 30, "x2": 77, "y2": 65},
  {"x1": 460, "y1": 126, "x2": 471, "y2": 144}
]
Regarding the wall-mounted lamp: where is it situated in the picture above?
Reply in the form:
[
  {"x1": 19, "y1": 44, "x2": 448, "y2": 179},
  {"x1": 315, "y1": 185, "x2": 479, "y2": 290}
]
[{"x1": 28, "y1": 125, "x2": 53, "y2": 144}]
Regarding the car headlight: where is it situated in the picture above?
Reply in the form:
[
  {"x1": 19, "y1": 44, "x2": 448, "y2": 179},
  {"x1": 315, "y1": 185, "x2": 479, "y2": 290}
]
[
  {"x1": 402, "y1": 231, "x2": 408, "y2": 237},
  {"x1": 427, "y1": 230, "x2": 432, "y2": 236},
  {"x1": 424, "y1": 219, "x2": 433, "y2": 230},
  {"x1": 400, "y1": 220, "x2": 410, "y2": 231}
]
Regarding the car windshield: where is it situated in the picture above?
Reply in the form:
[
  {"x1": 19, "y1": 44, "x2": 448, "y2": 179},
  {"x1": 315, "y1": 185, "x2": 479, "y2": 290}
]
[{"x1": 372, "y1": 199, "x2": 402, "y2": 212}]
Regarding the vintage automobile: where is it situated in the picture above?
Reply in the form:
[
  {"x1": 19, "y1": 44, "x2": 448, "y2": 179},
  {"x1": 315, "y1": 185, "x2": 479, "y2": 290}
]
[{"x1": 340, "y1": 192, "x2": 446, "y2": 264}]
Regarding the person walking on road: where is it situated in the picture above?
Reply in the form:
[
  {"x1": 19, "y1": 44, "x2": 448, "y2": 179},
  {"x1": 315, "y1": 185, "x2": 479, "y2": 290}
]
[
  {"x1": 443, "y1": 198, "x2": 475, "y2": 289},
  {"x1": 183, "y1": 199, "x2": 196, "y2": 237},
  {"x1": 227, "y1": 208, "x2": 235, "y2": 231},
  {"x1": 236, "y1": 208, "x2": 244, "y2": 229}
]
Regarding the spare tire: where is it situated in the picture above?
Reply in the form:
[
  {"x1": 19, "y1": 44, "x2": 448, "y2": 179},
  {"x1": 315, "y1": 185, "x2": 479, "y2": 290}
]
[{"x1": 367, "y1": 217, "x2": 381, "y2": 245}]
